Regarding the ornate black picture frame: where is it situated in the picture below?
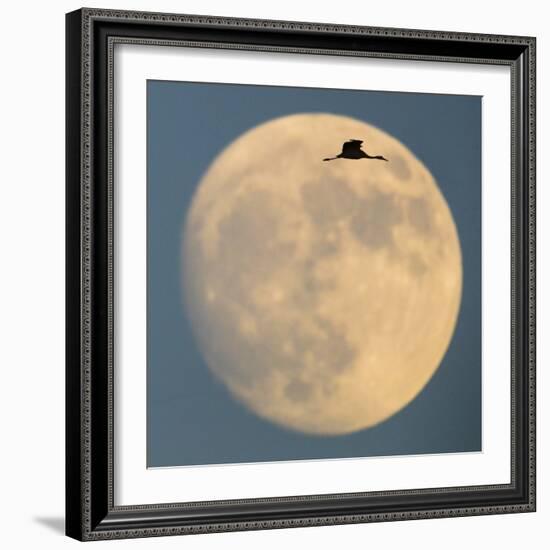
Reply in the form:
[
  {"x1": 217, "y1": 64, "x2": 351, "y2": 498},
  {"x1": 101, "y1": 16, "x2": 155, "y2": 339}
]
[{"x1": 66, "y1": 7, "x2": 536, "y2": 541}]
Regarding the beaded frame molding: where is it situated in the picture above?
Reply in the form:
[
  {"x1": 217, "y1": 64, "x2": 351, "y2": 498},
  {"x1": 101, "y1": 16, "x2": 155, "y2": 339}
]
[{"x1": 66, "y1": 7, "x2": 536, "y2": 541}]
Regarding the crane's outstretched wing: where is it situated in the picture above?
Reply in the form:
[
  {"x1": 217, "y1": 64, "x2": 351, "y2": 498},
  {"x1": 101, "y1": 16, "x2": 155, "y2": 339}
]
[{"x1": 341, "y1": 139, "x2": 364, "y2": 155}]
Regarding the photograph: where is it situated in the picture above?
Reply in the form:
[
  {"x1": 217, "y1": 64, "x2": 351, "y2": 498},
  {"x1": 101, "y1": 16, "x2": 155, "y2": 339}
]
[{"x1": 147, "y1": 81, "x2": 482, "y2": 468}]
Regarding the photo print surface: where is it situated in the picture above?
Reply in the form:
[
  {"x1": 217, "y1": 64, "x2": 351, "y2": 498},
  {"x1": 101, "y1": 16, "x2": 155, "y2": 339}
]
[{"x1": 146, "y1": 80, "x2": 481, "y2": 467}]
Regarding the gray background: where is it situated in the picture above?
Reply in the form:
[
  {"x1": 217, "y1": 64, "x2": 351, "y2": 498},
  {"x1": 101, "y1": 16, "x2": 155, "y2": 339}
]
[{"x1": 147, "y1": 80, "x2": 481, "y2": 467}]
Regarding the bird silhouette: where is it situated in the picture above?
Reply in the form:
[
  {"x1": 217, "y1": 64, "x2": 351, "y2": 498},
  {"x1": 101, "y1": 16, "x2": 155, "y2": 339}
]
[{"x1": 323, "y1": 139, "x2": 388, "y2": 162}]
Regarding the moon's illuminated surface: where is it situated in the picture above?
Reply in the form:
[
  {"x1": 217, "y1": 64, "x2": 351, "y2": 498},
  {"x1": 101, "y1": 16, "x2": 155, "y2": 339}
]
[{"x1": 182, "y1": 113, "x2": 462, "y2": 435}]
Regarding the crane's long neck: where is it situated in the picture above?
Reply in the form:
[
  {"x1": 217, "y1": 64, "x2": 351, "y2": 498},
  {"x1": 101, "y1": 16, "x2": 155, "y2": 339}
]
[
  {"x1": 323, "y1": 155, "x2": 340, "y2": 161},
  {"x1": 364, "y1": 154, "x2": 388, "y2": 161}
]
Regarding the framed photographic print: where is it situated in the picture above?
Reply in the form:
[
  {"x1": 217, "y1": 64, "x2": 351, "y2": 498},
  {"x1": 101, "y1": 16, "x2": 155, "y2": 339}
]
[{"x1": 65, "y1": 7, "x2": 536, "y2": 541}]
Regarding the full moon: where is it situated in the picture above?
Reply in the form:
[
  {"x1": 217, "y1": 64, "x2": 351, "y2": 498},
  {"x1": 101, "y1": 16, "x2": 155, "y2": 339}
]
[{"x1": 182, "y1": 113, "x2": 462, "y2": 435}]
